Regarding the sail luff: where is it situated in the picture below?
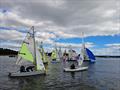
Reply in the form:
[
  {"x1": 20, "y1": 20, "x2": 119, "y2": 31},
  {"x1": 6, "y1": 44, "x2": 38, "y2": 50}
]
[{"x1": 32, "y1": 26, "x2": 37, "y2": 68}]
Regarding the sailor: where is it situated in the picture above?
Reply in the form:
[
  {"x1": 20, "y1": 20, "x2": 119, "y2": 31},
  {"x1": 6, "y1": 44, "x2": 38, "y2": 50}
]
[
  {"x1": 20, "y1": 66, "x2": 26, "y2": 72},
  {"x1": 76, "y1": 54, "x2": 80, "y2": 60},
  {"x1": 26, "y1": 66, "x2": 35, "y2": 72},
  {"x1": 70, "y1": 64, "x2": 75, "y2": 69}
]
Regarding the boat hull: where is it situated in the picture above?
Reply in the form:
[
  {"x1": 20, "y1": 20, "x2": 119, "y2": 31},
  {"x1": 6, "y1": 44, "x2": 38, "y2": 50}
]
[
  {"x1": 9, "y1": 71, "x2": 46, "y2": 77},
  {"x1": 84, "y1": 60, "x2": 95, "y2": 63},
  {"x1": 51, "y1": 60, "x2": 60, "y2": 63},
  {"x1": 64, "y1": 66, "x2": 88, "y2": 72},
  {"x1": 43, "y1": 62, "x2": 48, "y2": 65},
  {"x1": 67, "y1": 59, "x2": 77, "y2": 61}
]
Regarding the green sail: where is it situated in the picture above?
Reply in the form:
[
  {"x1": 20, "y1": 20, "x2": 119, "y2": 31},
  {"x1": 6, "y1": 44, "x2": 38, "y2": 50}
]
[
  {"x1": 19, "y1": 43, "x2": 34, "y2": 63},
  {"x1": 51, "y1": 50, "x2": 57, "y2": 60},
  {"x1": 39, "y1": 48, "x2": 48, "y2": 62}
]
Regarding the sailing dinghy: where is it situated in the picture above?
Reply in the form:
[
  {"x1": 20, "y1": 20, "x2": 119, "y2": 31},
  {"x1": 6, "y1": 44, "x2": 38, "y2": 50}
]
[
  {"x1": 63, "y1": 48, "x2": 88, "y2": 72},
  {"x1": 9, "y1": 26, "x2": 46, "y2": 77},
  {"x1": 64, "y1": 67, "x2": 88, "y2": 72},
  {"x1": 64, "y1": 34, "x2": 88, "y2": 72}
]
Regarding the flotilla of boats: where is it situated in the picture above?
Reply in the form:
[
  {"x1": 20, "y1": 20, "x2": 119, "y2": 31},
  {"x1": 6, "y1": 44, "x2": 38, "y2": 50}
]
[{"x1": 8, "y1": 26, "x2": 96, "y2": 77}]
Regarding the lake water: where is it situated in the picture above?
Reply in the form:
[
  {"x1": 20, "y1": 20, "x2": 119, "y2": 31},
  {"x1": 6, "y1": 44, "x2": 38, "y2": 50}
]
[{"x1": 0, "y1": 56, "x2": 120, "y2": 90}]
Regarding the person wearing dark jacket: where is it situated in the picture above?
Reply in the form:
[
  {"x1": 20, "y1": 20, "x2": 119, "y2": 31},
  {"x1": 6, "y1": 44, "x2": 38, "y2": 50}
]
[
  {"x1": 26, "y1": 66, "x2": 34, "y2": 72},
  {"x1": 20, "y1": 66, "x2": 26, "y2": 72},
  {"x1": 70, "y1": 64, "x2": 75, "y2": 69}
]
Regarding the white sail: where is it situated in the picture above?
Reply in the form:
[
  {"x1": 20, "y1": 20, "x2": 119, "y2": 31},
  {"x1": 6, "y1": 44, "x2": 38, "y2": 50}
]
[
  {"x1": 78, "y1": 44, "x2": 84, "y2": 66},
  {"x1": 68, "y1": 45, "x2": 72, "y2": 59},
  {"x1": 36, "y1": 47, "x2": 45, "y2": 71},
  {"x1": 58, "y1": 47, "x2": 62, "y2": 59},
  {"x1": 39, "y1": 42, "x2": 48, "y2": 63},
  {"x1": 55, "y1": 45, "x2": 60, "y2": 61}
]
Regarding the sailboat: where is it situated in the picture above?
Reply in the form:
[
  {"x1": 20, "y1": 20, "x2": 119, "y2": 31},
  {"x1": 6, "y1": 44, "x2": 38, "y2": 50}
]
[
  {"x1": 81, "y1": 33, "x2": 96, "y2": 63},
  {"x1": 39, "y1": 42, "x2": 48, "y2": 65},
  {"x1": 9, "y1": 26, "x2": 46, "y2": 77},
  {"x1": 51, "y1": 45, "x2": 60, "y2": 63},
  {"x1": 63, "y1": 50, "x2": 88, "y2": 72},
  {"x1": 63, "y1": 36, "x2": 88, "y2": 72}
]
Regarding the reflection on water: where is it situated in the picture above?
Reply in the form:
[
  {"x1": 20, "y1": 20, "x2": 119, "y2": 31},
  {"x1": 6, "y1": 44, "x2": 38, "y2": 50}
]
[
  {"x1": 70, "y1": 72, "x2": 75, "y2": 79},
  {"x1": 0, "y1": 56, "x2": 120, "y2": 90}
]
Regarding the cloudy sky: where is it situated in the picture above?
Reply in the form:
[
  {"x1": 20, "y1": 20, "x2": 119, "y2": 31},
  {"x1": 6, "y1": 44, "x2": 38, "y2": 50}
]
[{"x1": 0, "y1": 0, "x2": 120, "y2": 55}]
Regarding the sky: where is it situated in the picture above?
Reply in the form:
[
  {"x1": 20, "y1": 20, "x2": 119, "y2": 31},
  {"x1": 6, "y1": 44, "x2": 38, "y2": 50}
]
[{"x1": 0, "y1": 0, "x2": 120, "y2": 55}]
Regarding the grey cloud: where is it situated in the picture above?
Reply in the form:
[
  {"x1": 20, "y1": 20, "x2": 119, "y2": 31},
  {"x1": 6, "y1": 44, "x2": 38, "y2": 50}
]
[
  {"x1": 0, "y1": 0, "x2": 119, "y2": 40},
  {"x1": 2, "y1": 0, "x2": 118, "y2": 27}
]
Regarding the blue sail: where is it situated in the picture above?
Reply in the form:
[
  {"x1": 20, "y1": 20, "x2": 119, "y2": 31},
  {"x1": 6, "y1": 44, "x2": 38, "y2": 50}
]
[{"x1": 86, "y1": 48, "x2": 96, "y2": 63}]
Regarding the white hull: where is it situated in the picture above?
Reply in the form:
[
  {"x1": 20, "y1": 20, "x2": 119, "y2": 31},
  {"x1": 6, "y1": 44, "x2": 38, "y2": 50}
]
[
  {"x1": 9, "y1": 71, "x2": 46, "y2": 77},
  {"x1": 64, "y1": 66, "x2": 88, "y2": 72}
]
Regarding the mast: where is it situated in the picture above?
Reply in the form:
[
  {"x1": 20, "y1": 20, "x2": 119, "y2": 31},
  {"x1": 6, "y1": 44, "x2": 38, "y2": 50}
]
[
  {"x1": 40, "y1": 41, "x2": 44, "y2": 61},
  {"x1": 81, "y1": 32, "x2": 85, "y2": 60},
  {"x1": 81, "y1": 32, "x2": 84, "y2": 47},
  {"x1": 32, "y1": 26, "x2": 37, "y2": 67}
]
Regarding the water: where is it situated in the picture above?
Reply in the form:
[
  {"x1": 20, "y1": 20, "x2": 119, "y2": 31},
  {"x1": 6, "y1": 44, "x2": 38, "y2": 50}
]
[{"x1": 0, "y1": 56, "x2": 120, "y2": 90}]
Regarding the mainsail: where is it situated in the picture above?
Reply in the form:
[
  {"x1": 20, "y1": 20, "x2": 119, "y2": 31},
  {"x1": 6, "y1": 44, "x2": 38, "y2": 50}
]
[
  {"x1": 39, "y1": 42, "x2": 48, "y2": 63},
  {"x1": 79, "y1": 32, "x2": 95, "y2": 63},
  {"x1": 36, "y1": 48, "x2": 45, "y2": 70},
  {"x1": 78, "y1": 43, "x2": 85, "y2": 66},
  {"x1": 78, "y1": 32, "x2": 89, "y2": 66},
  {"x1": 55, "y1": 45, "x2": 60, "y2": 60},
  {"x1": 58, "y1": 47, "x2": 62, "y2": 59},
  {"x1": 68, "y1": 45, "x2": 72, "y2": 60},
  {"x1": 51, "y1": 45, "x2": 60, "y2": 61},
  {"x1": 16, "y1": 30, "x2": 34, "y2": 65},
  {"x1": 51, "y1": 50, "x2": 57, "y2": 60}
]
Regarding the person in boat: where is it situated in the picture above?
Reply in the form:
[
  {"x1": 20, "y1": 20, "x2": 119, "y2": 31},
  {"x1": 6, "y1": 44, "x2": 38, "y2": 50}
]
[
  {"x1": 76, "y1": 54, "x2": 80, "y2": 60},
  {"x1": 63, "y1": 53, "x2": 68, "y2": 62},
  {"x1": 70, "y1": 64, "x2": 75, "y2": 69},
  {"x1": 26, "y1": 66, "x2": 35, "y2": 72},
  {"x1": 20, "y1": 66, "x2": 26, "y2": 72}
]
